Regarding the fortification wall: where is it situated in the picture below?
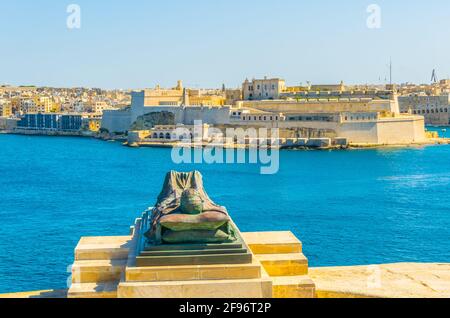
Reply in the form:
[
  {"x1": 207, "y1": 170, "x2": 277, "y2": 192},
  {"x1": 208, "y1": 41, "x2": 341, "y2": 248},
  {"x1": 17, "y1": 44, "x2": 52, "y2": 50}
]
[{"x1": 101, "y1": 109, "x2": 132, "y2": 133}]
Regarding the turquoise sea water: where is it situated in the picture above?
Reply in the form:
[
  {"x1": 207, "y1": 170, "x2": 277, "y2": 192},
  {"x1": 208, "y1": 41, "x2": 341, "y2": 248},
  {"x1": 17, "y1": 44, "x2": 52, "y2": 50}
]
[
  {"x1": 0, "y1": 132, "x2": 450, "y2": 293},
  {"x1": 427, "y1": 126, "x2": 450, "y2": 138}
]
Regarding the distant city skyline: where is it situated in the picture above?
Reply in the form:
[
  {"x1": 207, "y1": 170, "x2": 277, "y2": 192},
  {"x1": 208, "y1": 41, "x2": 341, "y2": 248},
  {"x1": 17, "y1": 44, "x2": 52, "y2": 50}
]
[{"x1": 1, "y1": 0, "x2": 450, "y2": 89}]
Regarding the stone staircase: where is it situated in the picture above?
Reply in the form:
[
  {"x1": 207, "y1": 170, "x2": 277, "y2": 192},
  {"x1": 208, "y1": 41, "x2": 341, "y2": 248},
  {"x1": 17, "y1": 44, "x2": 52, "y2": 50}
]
[
  {"x1": 242, "y1": 232, "x2": 316, "y2": 298},
  {"x1": 68, "y1": 231, "x2": 316, "y2": 298},
  {"x1": 68, "y1": 236, "x2": 132, "y2": 298}
]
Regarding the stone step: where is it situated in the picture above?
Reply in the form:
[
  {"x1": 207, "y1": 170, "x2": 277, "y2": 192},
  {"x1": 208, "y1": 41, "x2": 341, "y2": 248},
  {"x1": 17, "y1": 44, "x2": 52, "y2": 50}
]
[
  {"x1": 255, "y1": 253, "x2": 308, "y2": 276},
  {"x1": 272, "y1": 275, "x2": 316, "y2": 298},
  {"x1": 75, "y1": 236, "x2": 131, "y2": 261},
  {"x1": 144, "y1": 242, "x2": 243, "y2": 252},
  {"x1": 118, "y1": 278, "x2": 273, "y2": 298},
  {"x1": 71, "y1": 260, "x2": 127, "y2": 284},
  {"x1": 136, "y1": 251, "x2": 253, "y2": 267},
  {"x1": 242, "y1": 232, "x2": 302, "y2": 255},
  {"x1": 140, "y1": 248, "x2": 248, "y2": 257},
  {"x1": 125, "y1": 258, "x2": 263, "y2": 282},
  {"x1": 68, "y1": 282, "x2": 119, "y2": 299}
]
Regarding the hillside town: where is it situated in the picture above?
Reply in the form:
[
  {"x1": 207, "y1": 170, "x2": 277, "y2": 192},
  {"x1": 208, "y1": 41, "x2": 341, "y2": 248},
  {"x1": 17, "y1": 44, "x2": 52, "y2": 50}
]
[{"x1": 1, "y1": 77, "x2": 449, "y2": 147}]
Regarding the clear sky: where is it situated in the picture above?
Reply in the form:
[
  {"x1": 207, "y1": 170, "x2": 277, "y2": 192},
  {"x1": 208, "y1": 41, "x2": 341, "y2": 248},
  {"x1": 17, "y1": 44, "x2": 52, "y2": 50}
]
[{"x1": 1, "y1": 0, "x2": 450, "y2": 89}]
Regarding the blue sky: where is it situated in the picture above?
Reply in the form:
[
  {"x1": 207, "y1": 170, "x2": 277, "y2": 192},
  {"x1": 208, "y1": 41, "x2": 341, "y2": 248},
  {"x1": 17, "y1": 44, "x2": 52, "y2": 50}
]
[{"x1": 1, "y1": 0, "x2": 450, "y2": 89}]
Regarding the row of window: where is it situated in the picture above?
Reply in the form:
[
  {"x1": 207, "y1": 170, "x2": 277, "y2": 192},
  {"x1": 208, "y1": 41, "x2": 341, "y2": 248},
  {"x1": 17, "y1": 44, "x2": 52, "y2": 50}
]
[
  {"x1": 248, "y1": 92, "x2": 271, "y2": 98},
  {"x1": 151, "y1": 132, "x2": 195, "y2": 140},
  {"x1": 288, "y1": 116, "x2": 334, "y2": 122},
  {"x1": 242, "y1": 115, "x2": 279, "y2": 121},
  {"x1": 343, "y1": 115, "x2": 377, "y2": 121},
  {"x1": 412, "y1": 108, "x2": 448, "y2": 114},
  {"x1": 247, "y1": 84, "x2": 276, "y2": 91}
]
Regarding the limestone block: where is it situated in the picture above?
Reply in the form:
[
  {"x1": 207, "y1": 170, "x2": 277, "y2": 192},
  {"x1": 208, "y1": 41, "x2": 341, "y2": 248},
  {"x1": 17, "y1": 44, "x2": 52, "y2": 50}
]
[
  {"x1": 125, "y1": 259, "x2": 262, "y2": 282},
  {"x1": 272, "y1": 276, "x2": 316, "y2": 298},
  {"x1": 68, "y1": 282, "x2": 118, "y2": 298},
  {"x1": 117, "y1": 278, "x2": 273, "y2": 298},
  {"x1": 72, "y1": 259, "x2": 127, "y2": 284},
  {"x1": 75, "y1": 236, "x2": 131, "y2": 261},
  {"x1": 242, "y1": 232, "x2": 302, "y2": 255},
  {"x1": 256, "y1": 253, "x2": 308, "y2": 276}
]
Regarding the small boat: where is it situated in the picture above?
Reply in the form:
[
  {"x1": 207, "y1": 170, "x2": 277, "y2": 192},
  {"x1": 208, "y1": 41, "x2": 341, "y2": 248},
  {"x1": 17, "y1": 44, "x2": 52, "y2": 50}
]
[{"x1": 442, "y1": 129, "x2": 447, "y2": 132}]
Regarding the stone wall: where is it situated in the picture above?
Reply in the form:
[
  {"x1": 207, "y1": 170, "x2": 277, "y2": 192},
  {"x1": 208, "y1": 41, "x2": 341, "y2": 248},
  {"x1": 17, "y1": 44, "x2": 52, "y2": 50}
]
[{"x1": 101, "y1": 109, "x2": 132, "y2": 133}]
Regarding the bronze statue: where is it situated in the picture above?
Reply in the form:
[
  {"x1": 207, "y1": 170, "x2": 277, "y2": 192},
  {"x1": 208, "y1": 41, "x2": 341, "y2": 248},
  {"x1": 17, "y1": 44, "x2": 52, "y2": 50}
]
[{"x1": 145, "y1": 171, "x2": 237, "y2": 245}]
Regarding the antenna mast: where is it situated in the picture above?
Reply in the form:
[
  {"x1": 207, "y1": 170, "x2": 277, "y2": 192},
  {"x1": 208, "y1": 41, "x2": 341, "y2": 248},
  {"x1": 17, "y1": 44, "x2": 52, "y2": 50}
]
[
  {"x1": 389, "y1": 59, "x2": 392, "y2": 85},
  {"x1": 431, "y1": 69, "x2": 438, "y2": 83}
]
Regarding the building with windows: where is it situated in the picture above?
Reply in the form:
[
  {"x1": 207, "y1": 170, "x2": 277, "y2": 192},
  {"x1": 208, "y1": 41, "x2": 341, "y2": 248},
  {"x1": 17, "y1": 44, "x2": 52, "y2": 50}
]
[
  {"x1": 242, "y1": 77, "x2": 286, "y2": 100},
  {"x1": 0, "y1": 100, "x2": 12, "y2": 117},
  {"x1": 398, "y1": 94, "x2": 450, "y2": 126},
  {"x1": 16, "y1": 113, "x2": 83, "y2": 131},
  {"x1": 102, "y1": 78, "x2": 427, "y2": 145}
]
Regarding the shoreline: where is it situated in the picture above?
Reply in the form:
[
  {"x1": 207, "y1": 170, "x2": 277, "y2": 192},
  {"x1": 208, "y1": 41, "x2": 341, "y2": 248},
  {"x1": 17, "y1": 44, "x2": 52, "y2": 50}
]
[
  {"x1": 1, "y1": 129, "x2": 449, "y2": 151},
  {"x1": 127, "y1": 139, "x2": 450, "y2": 150}
]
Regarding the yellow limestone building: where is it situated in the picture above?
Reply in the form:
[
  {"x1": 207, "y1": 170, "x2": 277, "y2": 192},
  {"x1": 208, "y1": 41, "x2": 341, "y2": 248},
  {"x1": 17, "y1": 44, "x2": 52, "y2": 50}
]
[{"x1": 103, "y1": 78, "x2": 426, "y2": 146}]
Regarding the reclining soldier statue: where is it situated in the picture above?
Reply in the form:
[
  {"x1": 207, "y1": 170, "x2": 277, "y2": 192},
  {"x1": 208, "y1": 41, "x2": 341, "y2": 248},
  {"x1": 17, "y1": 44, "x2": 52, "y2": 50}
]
[{"x1": 145, "y1": 171, "x2": 238, "y2": 245}]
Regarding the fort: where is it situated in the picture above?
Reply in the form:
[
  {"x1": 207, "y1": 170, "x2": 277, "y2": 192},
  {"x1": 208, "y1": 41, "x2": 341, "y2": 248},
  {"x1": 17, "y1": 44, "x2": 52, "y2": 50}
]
[{"x1": 102, "y1": 79, "x2": 430, "y2": 148}]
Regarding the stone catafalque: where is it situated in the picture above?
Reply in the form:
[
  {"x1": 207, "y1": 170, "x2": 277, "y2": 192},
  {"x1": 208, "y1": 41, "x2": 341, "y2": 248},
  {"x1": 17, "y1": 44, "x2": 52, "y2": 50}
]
[{"x1": 136, "y1": 171, "x2": 252, "y2": 267}]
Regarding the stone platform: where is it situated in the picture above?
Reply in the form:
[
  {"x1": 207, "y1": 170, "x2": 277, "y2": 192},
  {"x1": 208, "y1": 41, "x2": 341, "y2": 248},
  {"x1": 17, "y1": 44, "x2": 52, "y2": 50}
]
[
  {"x1": 135, "y1": 215, "x2": 253, "y2": 267},
  {"x1": 5, "y1": 263, "x2": 450, "y2": 298},
  {"x1": 310, "y1": 263, "x2": 450, "y2": 298},
  {"x1": 67, "y1": 219, "x2": 316, "y2": 298}
]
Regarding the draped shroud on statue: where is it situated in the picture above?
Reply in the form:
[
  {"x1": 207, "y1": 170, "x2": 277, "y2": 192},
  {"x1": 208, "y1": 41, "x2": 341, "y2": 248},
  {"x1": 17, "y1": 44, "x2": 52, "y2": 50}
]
[{"x1": 145, "y1": 171, "x2": 235, "y2": 245}]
